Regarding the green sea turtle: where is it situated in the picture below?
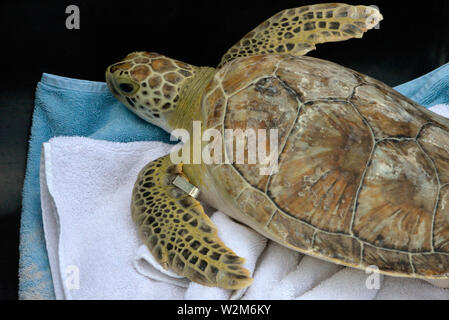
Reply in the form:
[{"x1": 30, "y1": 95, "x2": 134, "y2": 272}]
[{"x1": 106, "y1": 3, "x2": 449, "y2": 289}]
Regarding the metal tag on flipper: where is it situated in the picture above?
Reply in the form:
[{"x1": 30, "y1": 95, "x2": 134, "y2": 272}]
[{"x1": 172, "y1": 175, "x2": 200, "y2": 198}]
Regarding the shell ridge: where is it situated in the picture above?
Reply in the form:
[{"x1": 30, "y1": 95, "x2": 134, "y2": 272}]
[
  {"x1": 408, "y1": 252, "x2": 417, "y2": 276},
  {"x1": 340, "y1": 100, "x2": 377, "y2": 238},
  {"x1": 415, "y1": 138, "x2": 442, "y2": 254},
  {"x1": 359, "y1": 242, "x2": 365, "y2": 267},
  {"x1": 310, "y1": 229, "x2": 318, "y2": 248},
  {"x1": 345, "y1": 85, "x2": 378, "y2": 237},
  {"x1": 264, "y1": 75, "x2": 304, "y2": 194}
]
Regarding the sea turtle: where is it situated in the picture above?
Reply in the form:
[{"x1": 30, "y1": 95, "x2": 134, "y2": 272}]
[{"x1": 105, "y1": 3, "x2": 449, "y2": 289}]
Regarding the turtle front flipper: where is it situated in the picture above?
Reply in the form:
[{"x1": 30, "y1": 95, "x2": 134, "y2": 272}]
[
  {"x1": 132, "y1": 154, "x2": 253, "y2": 289},
  {"x1": 219, "y1": 3, "x2": 383, "y2": 67}
]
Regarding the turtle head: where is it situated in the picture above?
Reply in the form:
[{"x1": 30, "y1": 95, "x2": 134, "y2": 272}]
[{"x1": 106, "y1": 52, "x2": 197, "y2": 131}]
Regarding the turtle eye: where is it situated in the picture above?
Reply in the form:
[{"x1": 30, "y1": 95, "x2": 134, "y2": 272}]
[
  {"x1": 119, "y1": 83, "x2": 134, "y2": 93},
  {"x1": 116, "y1": 79, "x2": 139, "y2": 96}
]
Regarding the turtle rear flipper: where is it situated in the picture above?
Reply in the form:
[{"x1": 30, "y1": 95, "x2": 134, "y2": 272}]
[
  {"x1": 132, "y1": 154, "x2": 253, "y2": 289},
  {"x1": 219, "y1": 3, "x2": 383, "y2": 67}
]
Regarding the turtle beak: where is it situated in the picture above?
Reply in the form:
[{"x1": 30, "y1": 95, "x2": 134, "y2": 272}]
[{"x1": 105, "y1": 66, "x2": 120, "y2": 97}]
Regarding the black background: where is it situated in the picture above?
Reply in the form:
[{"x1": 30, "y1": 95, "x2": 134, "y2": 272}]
[{"x1": 0, "y1": 0, "x2": 448, "y2": 300}]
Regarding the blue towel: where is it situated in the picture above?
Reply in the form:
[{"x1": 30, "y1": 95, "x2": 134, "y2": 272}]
[
  {"x1": 19, "y1": 64, "x2": 449, "y2": 299},
  {"x1": 395, "y1": 63, "x2": 449, "y2": 107}
]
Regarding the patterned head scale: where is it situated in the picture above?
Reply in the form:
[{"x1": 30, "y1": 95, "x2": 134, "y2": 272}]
[{"x1": 106, "y1": 52, "x2": 195, "y2": 130}]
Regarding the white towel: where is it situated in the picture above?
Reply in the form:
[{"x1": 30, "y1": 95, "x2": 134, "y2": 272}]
[{"x1": 41, "y1": 105, "x2": 449, "y2": 300}]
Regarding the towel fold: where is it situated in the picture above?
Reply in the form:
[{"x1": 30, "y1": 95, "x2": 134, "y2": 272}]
[
  {"x1": 133, "y1": 245, "x2": 190, "y2": 288},
  {"x1": 40, "y1": 104, "x2": 449, "y2": 299}
]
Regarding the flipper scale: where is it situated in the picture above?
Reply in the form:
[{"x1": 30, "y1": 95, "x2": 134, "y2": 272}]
[{"x1": 132, "y1": 154, "x2": 253, "y2": 289}]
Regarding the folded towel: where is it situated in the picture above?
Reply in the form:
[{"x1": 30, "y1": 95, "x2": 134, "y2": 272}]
[
  {"x1": 395, "y1": 64, "x2": 449, "y2": 107},
  {"x1": 40, "y1": 138, "x2": 186, "y2": 299},
  {"x1": 20, "y1": 63, "x2": 449, "y2": 299},
  {"x1": 40, "y1": 137, "x2": 266, "y2": 299}
]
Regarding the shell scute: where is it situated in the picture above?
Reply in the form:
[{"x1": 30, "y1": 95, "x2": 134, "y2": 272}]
[
  {"x1": 353, "y1": 141, "x2": 438, "y2": 252},
  {"x1": 312, "y1": 232, "x2": 361, "y2": 265},
  {"x1": 275, "y1": 55, "x2": 360, "y2": 101},
  {"x1": 413, "y1": 254, "x2": 449, "y2": 277},
  {"x1": 351, "y1": 85, "x2": 428, "y2": 139},
  {"x1": 267, "y1": 101, "x2": 372, "y2": 234},
  {"x1": 236, "y1": 189, "x2": 275, "y2": 225},
  {"x1": 221, "y1": 55, "x2": 283, "y2": 95},
  {"x1": 362, "y1": 245, "x2": 414, "y2": 274},
  {"x1": 225, "y1": 77, "x2": 299, "y2": 190},
  {"x1": 204, "y1": 86, "x2": 227, "y2": 128},
  {"x1": 418, "y1": 125, "x2": 449, "y2": 185},
  {"x1": 434, "y1": 186, "x2": 449, "y2": 253},
  {"x1": 212, "y1": 164, "x2": 247, "y2": 199},
  {"x1": 267, "y1": 211, "x2": 315, "y2": 251}
]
